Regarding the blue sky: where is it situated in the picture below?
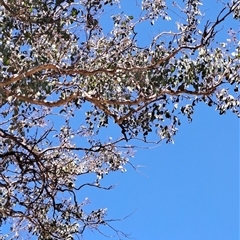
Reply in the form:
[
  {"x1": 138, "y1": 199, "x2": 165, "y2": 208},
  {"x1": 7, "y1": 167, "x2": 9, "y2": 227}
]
[
  {"x1": 80, "y1": 1, "x2": 239, "y2": 240},
  {"x1": 82, "y1": 105, "x2": 239, "y2": 240}
]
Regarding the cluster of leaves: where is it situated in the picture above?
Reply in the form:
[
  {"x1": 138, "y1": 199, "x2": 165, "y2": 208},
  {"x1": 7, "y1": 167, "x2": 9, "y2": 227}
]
[{"x1": 0, "y1": 0, "x2": 239, "y2": 239}]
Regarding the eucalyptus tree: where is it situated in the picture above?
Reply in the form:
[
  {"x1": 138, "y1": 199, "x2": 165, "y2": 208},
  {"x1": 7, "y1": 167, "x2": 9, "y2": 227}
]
[{"x1": 0, "y1": 0, "x2": 239, "y2": 239}]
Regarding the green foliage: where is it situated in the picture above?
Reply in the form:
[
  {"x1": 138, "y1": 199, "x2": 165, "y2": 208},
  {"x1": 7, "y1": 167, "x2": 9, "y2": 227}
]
[{"x1": 0, "y1": 0, "x2": 239, "y2": 239}]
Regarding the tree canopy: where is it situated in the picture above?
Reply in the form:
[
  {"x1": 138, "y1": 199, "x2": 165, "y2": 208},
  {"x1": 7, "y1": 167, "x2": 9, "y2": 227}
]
[{"x1": 0, "y1": 0, "x2": 239, "y2": 239}]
